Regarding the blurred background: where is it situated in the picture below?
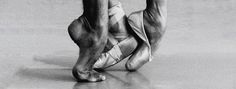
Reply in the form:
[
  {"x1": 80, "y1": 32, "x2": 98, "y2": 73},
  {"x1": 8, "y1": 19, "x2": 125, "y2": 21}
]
[{"x1": 0, "y1": 0, "x2": 236, "y2": 89}]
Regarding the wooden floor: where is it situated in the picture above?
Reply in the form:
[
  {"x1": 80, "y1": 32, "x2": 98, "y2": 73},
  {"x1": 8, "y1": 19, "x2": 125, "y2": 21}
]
[{"x1": 2, "y1": 52, "x2": 236, "y2": 89}]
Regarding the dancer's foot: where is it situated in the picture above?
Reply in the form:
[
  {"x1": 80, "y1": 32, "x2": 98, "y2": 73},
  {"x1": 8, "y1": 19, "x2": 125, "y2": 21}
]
[
  {"x1": 126, "y1": 43, "x2": 150, "y2": 71},
  {"x1": 94, "y1": 36, "x2": 138, "y2": 69}
]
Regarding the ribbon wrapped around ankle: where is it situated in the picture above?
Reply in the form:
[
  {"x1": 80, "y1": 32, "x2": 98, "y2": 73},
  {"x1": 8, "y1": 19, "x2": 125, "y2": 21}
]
[{"x1": 108, "y1": 2, "x2": 125, "y2": 27}]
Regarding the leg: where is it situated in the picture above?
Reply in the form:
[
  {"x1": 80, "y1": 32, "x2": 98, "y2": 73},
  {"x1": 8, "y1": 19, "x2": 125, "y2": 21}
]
[
  {"x1": 68, "y1": 0, "x2": 108, "y2": 82},
  {"x1": 126, "y1": 0, "x2": 167, "y2": 71}
]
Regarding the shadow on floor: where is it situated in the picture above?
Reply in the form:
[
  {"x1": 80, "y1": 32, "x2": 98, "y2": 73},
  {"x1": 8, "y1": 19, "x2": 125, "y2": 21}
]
[
  {"x1": 34, "y1": 54, "x2": 77, "y2": 68},
  {"x1": 73, "y1": 72, "x2": 154, "y2": 89},
  {"x1": 15, "y1": 67, "x2": 154, "y2": 89},
  {"x1": 16, "y1": 68, "x2": 76, "y2": 82},
  {"x1": 26, "y1": 52, "x2": 155, "y2": 89}
]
